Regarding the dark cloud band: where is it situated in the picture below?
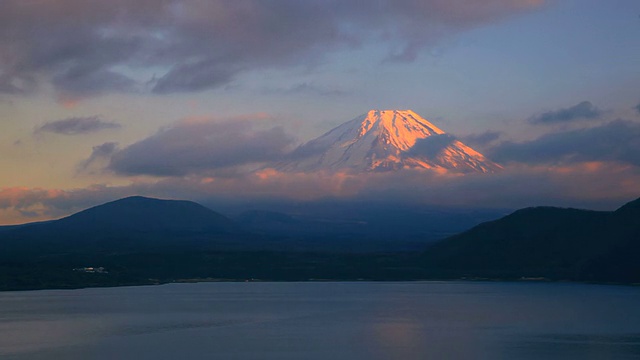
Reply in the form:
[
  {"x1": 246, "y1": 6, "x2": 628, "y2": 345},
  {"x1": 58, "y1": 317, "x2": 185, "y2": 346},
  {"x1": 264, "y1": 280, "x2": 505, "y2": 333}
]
[
  {"x1": 490, "y1": 119, "x2": 640, "y2": 166},
  {"x1": 0, "y1": 0, "x2": 544, "y2": 99},
  {"x1": 529, "y1": 101, "x2": 604, "y2": 125},
  {"x1": 35, "y1": 116, "x2": 121, "y2": 135},
  {"x1": 462, "y1": 131, "x2": 502, "y2": 148}
]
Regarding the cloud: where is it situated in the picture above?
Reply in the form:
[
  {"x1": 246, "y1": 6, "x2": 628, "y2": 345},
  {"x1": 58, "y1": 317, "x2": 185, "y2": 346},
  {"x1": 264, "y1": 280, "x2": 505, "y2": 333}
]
[
  {"x1": 53, "y1": 69, "x2": 137, "y2": 100},
  {"x1": 0, "y1": 185, "x2": 142, "y2": 223},
  {"x1": 0, "y1": 0, "x2": 545, "y2": 98},
  {"x1": 408, "y1": 134, "x2": 457, "y2": 157},
  {"x1": 0, "y1": 187, "x2": 68, "y2": 221},
  {"x1": 349, "y1": 163, "x2": 640, "y2": 210},
  {"x1": 462, "y1": 131, "x2": 502, "y2": 148},
  {"x1": 77, "y1": 142, "x2": 119, "y2": 173},
  {"x1": 109, "y1": 116, "x2": 297, "y2": 176},
  {"x1": 152, "y1": 60, "x2": 240, "y2": 94},
  {"x1": 635, "y1": 102, "x2": 640, "y2": 114},
  {"x1": 489, "y1": 119, "x2": 640, "y2": 166},
  {"x1": 529, "y1": 101, "x2": 604, "y2": 125},
  {"x1": 262, "y1": 82, "x2": 346, "y2": 97},
  {"x1": 34, "y1": 116, "x2": 121, "y2": 135}
]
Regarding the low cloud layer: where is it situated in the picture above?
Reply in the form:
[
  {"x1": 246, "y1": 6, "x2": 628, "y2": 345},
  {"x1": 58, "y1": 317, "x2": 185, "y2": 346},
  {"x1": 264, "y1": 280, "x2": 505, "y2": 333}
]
[
  {"x1": 0, "y1": 185, "x2": 141, "y2": 223},
  {"x1": 2, "y1": 161, "x2": 639, "y2": 224},
  {"x1": 35, "y1": 116, "x2": 121, "y2": 135},
  {"x1": 109, "y1": 116, "x2": 296, "y2": 176},
  {"x1": 490, "y1": 119, "x2": 640, "y2": 166},
  {"x1": 529, "y1": 101, "x2": 604, "y2": 125},
  {"x1": 0, "y1": 0, "x2": 544, "y2": 100}
]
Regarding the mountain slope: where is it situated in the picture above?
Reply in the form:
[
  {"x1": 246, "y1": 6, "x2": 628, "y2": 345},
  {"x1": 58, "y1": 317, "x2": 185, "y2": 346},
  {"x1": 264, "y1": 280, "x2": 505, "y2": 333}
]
[
  {"x1": 51, "y1": 196, "x2": 237, "y2": 233},
  {"x1": 422, "y1": 197, "x2": 640, "y2": 282},
  {"x1": 278, "y1": 109, "x2": 501, "y2": 173},
  {"x1": 0, "y1": 196, "x2": 242, "y2": 255}
]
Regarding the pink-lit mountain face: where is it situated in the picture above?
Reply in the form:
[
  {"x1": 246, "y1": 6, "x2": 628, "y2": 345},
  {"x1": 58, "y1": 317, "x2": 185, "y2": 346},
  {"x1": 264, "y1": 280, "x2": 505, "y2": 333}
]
[{"x1": 278, "y1": 110, "x2": 502, "y2": 173}]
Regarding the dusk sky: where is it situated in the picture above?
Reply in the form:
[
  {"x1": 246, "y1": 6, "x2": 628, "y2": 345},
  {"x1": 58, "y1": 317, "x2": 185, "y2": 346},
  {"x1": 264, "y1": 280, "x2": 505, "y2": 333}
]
[{"x1": 1, "y1": 0, "x2": 639, "y2": 224}]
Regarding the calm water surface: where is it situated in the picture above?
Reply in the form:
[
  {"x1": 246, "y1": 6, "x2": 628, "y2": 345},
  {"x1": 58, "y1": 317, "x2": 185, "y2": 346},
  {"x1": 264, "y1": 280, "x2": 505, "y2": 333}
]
[{"x1": 1, "y1": 281, "x2": 639, "y2": 359}]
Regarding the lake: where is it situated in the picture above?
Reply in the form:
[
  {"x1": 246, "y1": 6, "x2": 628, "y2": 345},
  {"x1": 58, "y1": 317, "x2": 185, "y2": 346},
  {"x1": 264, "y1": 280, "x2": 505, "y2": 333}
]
[{"x1": 1, "y1": 281, "x2": 639, "y2": 359}]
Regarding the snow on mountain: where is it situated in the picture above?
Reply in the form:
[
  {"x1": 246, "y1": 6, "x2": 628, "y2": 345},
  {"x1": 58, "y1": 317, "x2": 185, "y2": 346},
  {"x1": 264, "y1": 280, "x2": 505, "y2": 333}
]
[{"x1": 276, "y1": 110, "x2": 502, "y2": 173}]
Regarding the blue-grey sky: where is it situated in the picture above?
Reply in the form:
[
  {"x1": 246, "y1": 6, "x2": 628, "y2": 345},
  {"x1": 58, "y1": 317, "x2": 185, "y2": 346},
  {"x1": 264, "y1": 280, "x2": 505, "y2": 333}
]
[{"x1": 1, "y1": 0, "x2": 639, "y2": 223}]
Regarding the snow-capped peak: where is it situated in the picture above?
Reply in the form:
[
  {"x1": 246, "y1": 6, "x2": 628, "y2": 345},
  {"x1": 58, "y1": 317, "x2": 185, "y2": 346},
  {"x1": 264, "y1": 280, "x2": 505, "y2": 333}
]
[
  {"x1": 354, "y1": 110, "x2": 445, "y2": 150},
  {"x1": 276, "y1": 109, "x2": 502, "y2": 173}
]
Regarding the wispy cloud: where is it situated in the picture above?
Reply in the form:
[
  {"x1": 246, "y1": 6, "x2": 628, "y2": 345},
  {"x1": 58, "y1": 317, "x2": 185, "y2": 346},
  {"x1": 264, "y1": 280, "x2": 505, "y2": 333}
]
[
  {"x1": 262, "y1": 83, "x2": 346, "y2": 97},
  {"x1": 529, "y1": 101, "x2": 604, "y2": 125},
  {"x1": 462, "y1": 131, "x2": 502, "y2": 148},
  {"x1": 35, "y1": 116, "x2": 121, "y2": 135},
  {"x1": 77, "y1": 142, "x2": 119, "y2": 173}
]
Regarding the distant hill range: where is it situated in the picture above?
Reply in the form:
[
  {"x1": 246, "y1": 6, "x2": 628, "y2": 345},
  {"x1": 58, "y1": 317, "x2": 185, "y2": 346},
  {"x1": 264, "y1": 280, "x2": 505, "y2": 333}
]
[
  {"x1": 0, "y1": 195, "x2": 639, "y2": 290},
  {"x1": 0, "y1": 196, "x2": 504, "y2": 254},
  {"x1": 422, "y1": 197, "x2": 640, "y2": 283}
]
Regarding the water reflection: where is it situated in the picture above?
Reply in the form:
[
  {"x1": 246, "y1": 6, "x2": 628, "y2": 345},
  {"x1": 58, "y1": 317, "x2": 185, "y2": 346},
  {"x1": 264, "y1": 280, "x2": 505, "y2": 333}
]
[
  {"x1": 373, "y1": 320, "x2": 422, "y2": 349},
  {"x1": 0, "y1": 318, "x2": 95, "y2": 355},
  {"x1": 510, "y1": 333, "x2": 640, "y2": 360}
]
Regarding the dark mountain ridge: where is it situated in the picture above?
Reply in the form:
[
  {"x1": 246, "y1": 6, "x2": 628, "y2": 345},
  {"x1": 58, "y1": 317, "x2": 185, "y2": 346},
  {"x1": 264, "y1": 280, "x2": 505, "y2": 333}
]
[
  {"x1": 422, "y1": 197, "x2": 640, "y2": 282},
  {"x1": 0, "y1": 196, "x2": 507, "y2": 255},
  {"x1": 233, "y1": 203, "x2": 508, "y2": 245},
  {"x1": 51, "y1": 196, "x2": 238, "y2": 233},
  {"x1": 0, "y1": 196, "x2": 243, "y2": 255}
]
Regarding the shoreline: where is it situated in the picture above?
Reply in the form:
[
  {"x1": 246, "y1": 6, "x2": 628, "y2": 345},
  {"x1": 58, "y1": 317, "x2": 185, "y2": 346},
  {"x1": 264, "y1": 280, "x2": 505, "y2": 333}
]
[{"x1": 2, "y1": 277, "x2": 638, "y2": 293}]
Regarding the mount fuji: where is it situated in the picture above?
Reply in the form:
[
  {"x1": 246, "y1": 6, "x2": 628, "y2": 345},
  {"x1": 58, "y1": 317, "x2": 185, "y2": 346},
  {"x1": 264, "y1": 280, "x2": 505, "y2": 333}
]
[{"x1": 277, "y1": 110, "x2": 502, "y2": 173}]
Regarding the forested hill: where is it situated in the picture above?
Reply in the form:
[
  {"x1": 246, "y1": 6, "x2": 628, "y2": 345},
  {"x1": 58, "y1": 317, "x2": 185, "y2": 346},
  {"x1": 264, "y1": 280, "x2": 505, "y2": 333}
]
[{"x1": 422, "y1": 197, "x2": 640, "y2": 283}]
